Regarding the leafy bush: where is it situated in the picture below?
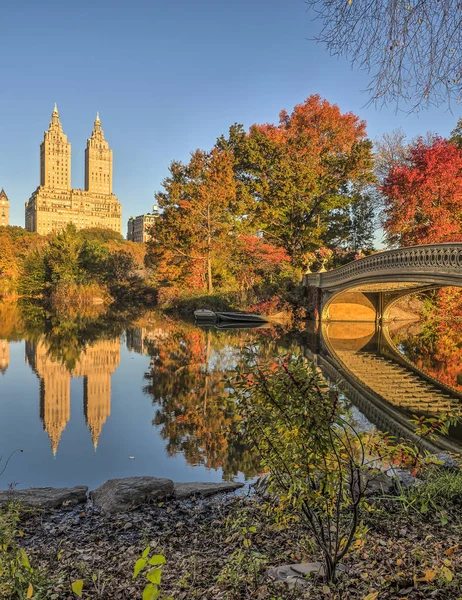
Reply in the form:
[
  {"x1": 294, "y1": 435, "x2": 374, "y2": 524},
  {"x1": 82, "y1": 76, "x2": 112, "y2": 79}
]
[
  {"x1": 0, "y1": 499, "x2": 57, "y2": 599},
  {"x1": 133, "y1": 548, "x2": 172, "y2": 600},
  {"x1": 232, "y1": 354, "x2": 456, "y2": 582}
]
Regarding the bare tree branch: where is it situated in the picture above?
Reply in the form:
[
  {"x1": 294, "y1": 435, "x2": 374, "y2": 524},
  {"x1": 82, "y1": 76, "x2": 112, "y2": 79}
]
[{"x1": 305, "y1": 0, "x2": 462, "y2": 110}]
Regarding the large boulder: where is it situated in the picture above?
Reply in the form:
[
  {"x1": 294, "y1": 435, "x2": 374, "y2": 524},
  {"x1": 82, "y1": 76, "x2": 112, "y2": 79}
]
[
  {"x1": 90, "y1": 477, "x2": 174, "y2": 513},
  {"x1": 0, "y1": 486, "x2": 88, "y2": 509},
  {"x1": 173, "y1": 481, "x2": 244, "y2": 499}
]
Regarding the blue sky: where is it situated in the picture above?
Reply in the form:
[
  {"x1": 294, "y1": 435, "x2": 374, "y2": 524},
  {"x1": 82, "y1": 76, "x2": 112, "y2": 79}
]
[{"x1": 0, "y1": 0, "x2": 460, "y2": 232}]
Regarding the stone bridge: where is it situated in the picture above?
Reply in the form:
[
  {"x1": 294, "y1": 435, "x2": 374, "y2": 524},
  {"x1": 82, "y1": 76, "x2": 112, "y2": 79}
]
[{"x1": 303, "y1": 243, "x2": 462, "y2": 322}]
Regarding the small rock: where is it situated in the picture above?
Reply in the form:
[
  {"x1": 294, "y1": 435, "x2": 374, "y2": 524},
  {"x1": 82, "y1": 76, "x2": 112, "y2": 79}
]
[
  {"x1": 387, "y1": 468, "x2": 421, "y2": 491},
  {"x1": 123, "y1": 522, "x2": 133, "y2": 530},
  {"x1": 173, "y1": 481, "x2": 244, "y2": 499},
  {"x1": 267, "y1": 562, "x2": 346, "y2": 587},
  {"x1": 435, "y1": 453, "x2": 459, "y2": 470},
  {"x1": 363, "y1": 471, "x2": 394, "y2": 496}
]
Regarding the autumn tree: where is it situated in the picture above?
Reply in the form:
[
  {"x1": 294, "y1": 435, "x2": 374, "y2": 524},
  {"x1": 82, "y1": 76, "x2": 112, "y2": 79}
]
[
  {"x1": 230, "y1": 235, "x2": 291, "y2": 294},
  {"x1": 148, "y1": 148, "x2": 238, "y2": 294},
  {"x1": 305, "y1": 0, "x2": 462, "y2": 109},
  {"x1": 218, "y1": 96, "x2": 375, "y2": 266},
  {"x1": 381, "y1": 137, "x2": 462, "y2": 246},
  {"x1": 0, "y1": 227, "x2": 44, "y2": 296}
]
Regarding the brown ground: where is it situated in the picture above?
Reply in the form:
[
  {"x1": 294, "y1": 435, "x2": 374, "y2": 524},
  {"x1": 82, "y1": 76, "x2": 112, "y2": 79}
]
[{"x1": 16, "y1": 490, "x2": 462, "y2": 599}]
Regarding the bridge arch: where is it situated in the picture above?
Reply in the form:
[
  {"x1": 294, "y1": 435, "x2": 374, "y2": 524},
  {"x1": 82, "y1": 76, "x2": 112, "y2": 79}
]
[{"x1": 304, "y1": 244, "x2": 462, "y2": 322}]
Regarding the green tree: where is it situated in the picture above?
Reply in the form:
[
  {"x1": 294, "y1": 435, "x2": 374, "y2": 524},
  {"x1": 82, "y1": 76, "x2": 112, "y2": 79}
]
[
  {"x1": 19, "y1": 249, "x2": 47, "y2": 297},
  {"x1": 44, "y1": 224, "x2": 83, "y2": 287},
  {"x1": 326, "y1": 187, "x2": 376, "y2": 252}
]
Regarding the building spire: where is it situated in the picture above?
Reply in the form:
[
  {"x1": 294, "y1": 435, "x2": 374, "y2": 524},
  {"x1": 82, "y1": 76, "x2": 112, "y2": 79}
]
[
  {"x1": 90, "y1": 111, "x2": 104, "y2": 139},
  {"x1": 50, "y1": 103, "x2": 61, "y2": 127}
]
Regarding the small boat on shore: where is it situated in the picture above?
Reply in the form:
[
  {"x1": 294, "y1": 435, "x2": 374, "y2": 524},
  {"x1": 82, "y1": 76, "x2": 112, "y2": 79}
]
[
  {"x1": 194, "y1": 310, "x2": 269, "y2": 323},
  {"x1": 193, "y1": 309, "x2": 216, "y2": 320},
  {"x1": 216, "y1": 311, "x2": 269, "y2": 323}
]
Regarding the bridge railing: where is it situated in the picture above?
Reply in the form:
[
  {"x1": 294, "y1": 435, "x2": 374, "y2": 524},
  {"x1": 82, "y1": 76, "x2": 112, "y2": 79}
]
[{"x1": 304, "y1": 243, "x2": 462, "y2": 289}]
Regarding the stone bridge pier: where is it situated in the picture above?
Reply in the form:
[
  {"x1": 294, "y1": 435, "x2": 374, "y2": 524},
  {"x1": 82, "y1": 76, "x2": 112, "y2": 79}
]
[{"x1": 303, "y1": 244, "x2": 462, "y2": 323}]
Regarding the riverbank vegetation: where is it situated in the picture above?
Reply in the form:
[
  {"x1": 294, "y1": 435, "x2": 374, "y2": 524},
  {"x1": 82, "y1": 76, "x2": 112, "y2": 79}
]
[
  {"x1": 1, "y1": 98, "x2": 461, "y2": 318},
  {"x1": 0, "y1": 225, "x2": 153, "y2": 309}
]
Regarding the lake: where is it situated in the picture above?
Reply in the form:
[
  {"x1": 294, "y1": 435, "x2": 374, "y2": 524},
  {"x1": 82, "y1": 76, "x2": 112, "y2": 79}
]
[{"x1": 0, "y1": 303, "x2": 461, "y2": 489}]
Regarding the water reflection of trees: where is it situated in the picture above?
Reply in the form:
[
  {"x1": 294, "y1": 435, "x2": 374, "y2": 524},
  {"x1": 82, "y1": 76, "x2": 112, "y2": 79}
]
[
  {"x1": 390, "y1": 288, "x2": 462, "y2": 391},
  {"x1": 143, "y1": 319, "x2": 298, "y2": 479},
  {"x1": 16, "y1": 302, "x2": 135, "y2": 370}
]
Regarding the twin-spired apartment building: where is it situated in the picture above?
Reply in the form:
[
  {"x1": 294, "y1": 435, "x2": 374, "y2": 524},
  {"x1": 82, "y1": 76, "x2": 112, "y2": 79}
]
[{"x1": 25, "y1": 105, "x2": 122, "y2": 235}]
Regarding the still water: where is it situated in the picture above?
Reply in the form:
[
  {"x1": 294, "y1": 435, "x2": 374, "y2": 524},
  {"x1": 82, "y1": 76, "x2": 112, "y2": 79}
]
[{"x1": 0, "y1": 303, "x2": 460, "y2": 489}]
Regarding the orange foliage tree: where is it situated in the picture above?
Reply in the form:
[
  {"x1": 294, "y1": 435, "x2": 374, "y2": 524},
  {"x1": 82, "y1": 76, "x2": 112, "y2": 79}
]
[{"x1": 147, "y1": 148, "x2": 238, "y2": 294}]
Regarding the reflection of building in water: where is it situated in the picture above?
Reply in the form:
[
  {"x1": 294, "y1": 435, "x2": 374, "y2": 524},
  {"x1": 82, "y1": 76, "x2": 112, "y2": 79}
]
[
  {"x1": 0, "y1": 340, "x2": 10, "y2": 375},
  {"x1": 77, "y1": 343, "x2": 120, "y2": 449},
  {"x1": 26, "y1": 339, "x2": 120, "y2": 454},
  {"x1": 126, "y1": 327, "x2": 168, "y2": 355}
]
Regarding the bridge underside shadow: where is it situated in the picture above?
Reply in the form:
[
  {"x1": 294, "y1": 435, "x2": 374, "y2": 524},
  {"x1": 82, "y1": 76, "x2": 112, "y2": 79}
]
[{"x1": 322, "y1": 283, "x2": 437, "y2": 323}]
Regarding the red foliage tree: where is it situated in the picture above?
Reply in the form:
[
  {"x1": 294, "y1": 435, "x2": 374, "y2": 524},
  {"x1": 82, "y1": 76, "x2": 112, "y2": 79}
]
[{"x1": 382, "y1": 138, "x2": 462, "y2": 246}]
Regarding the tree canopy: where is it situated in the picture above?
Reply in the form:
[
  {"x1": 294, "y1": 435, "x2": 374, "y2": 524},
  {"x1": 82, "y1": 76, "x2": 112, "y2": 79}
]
[{"x1": 147, "y1": 95, "x2": 376, "y2": 299}]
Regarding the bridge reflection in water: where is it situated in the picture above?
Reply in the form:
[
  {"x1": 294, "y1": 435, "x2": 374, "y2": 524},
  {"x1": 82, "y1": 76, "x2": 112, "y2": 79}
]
[{"x1": 303, "y1": 321, "x2": 462, "y2": 453}]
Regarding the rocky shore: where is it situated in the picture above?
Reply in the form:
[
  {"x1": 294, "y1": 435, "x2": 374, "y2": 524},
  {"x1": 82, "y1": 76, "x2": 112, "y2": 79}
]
[
  {"x1": 0, "y1": 476, "x2": 245, "y2": 512},
  {"x1": 3, "y1": 466, "x2": 462, "y2": 599}
]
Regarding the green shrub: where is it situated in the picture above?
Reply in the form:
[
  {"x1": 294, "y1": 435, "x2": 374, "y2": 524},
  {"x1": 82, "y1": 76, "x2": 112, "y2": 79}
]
[{"x1": 0, "y1": 500, "x2": 57, "y2": 599}]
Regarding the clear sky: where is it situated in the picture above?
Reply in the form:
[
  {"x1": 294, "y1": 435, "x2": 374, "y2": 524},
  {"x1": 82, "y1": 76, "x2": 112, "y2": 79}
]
[{"x1": 0, "y1": 0, "x2": 460, "y2": 232}]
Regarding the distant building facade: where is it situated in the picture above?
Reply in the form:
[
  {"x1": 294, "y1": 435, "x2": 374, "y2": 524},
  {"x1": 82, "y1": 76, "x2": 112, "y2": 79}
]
[
  {"x1": 25, "y1": 105, "x2": 122, "y2": 235},
  {"x1": 0, "y1": 188, "x2": 9, "y2": 227},
  {"x1": 127, "y1": 207, "x2": 158, "y2": 243}
]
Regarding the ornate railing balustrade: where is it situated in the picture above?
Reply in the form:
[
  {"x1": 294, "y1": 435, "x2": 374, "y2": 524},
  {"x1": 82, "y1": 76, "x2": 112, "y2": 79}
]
[{"x1": 304, "y1": 243, "x2": 462, "y2": 292}]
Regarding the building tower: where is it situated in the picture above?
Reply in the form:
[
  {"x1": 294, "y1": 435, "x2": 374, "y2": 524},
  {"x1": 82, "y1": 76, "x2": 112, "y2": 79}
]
[
  {"x1": 40, "y1": 104, "x2": 71, "y2": 190},
  {"x1": 0, "y1": 189, "x2": 9, "y2": 227},
  {"x1": 85, "y1": 112, "x2": 113, "y2": 194}
]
